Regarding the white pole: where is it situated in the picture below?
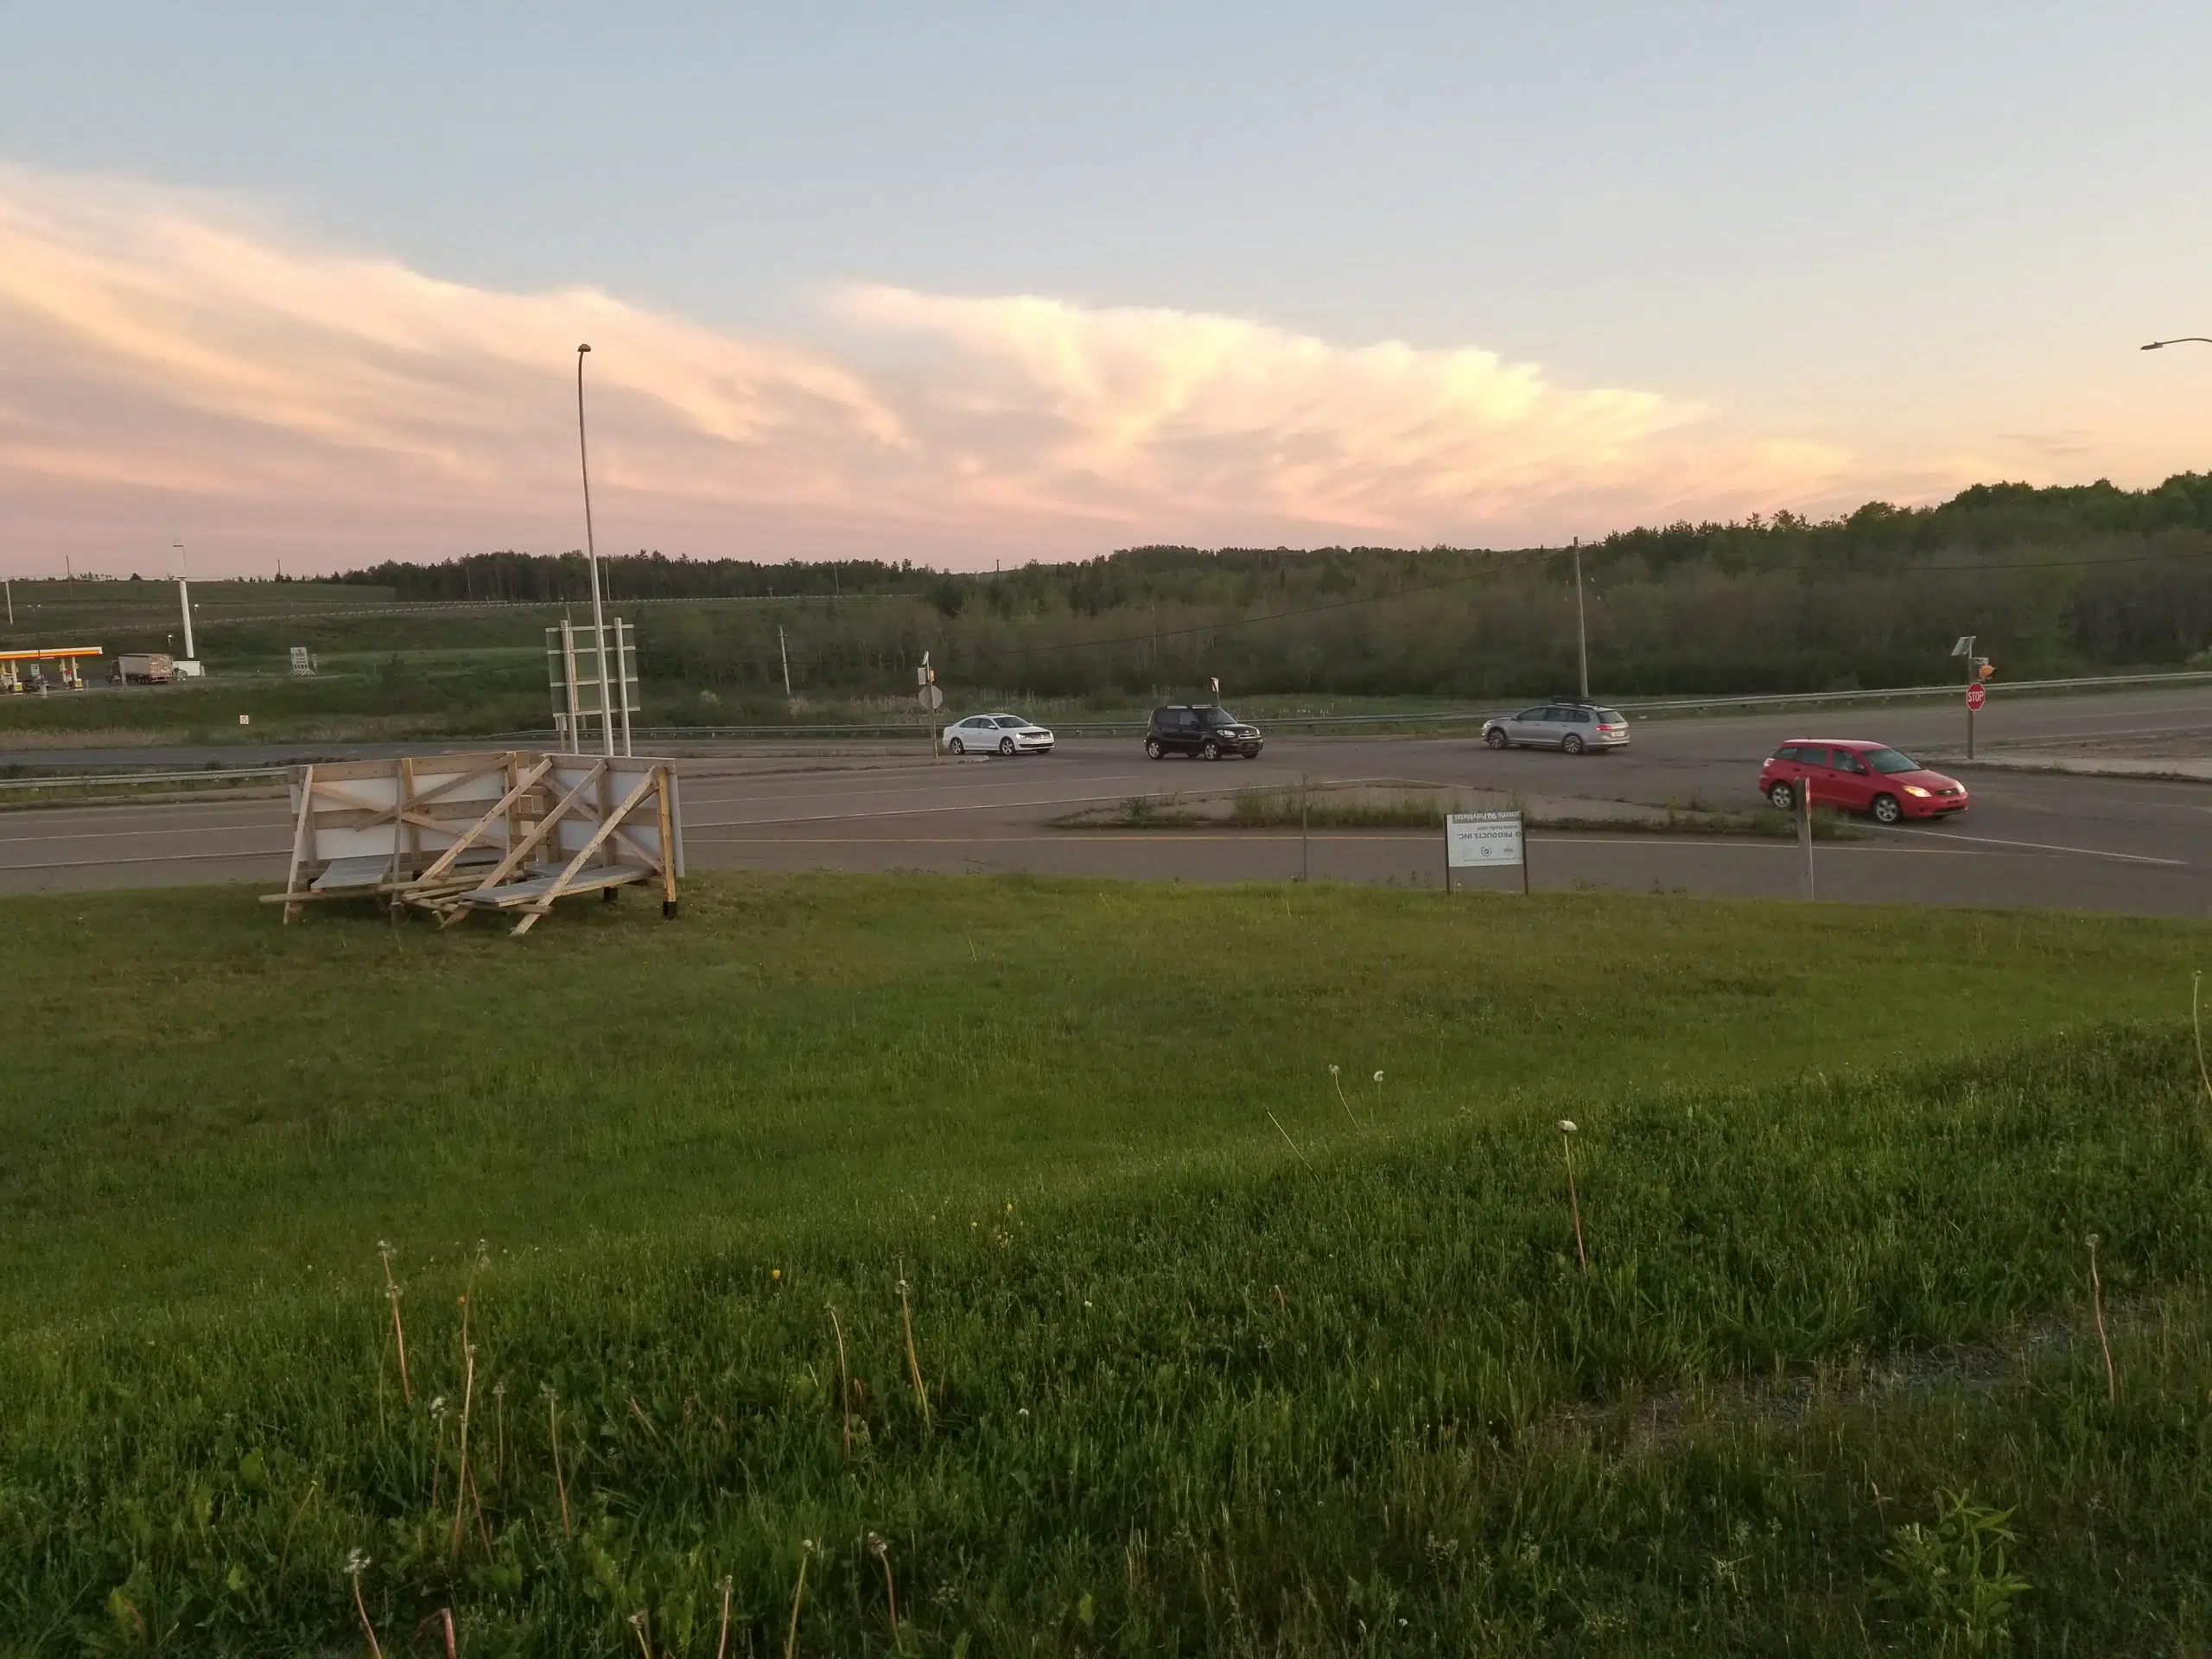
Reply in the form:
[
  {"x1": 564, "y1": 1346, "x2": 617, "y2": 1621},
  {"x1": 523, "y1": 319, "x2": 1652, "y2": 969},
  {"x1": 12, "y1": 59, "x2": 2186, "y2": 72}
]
[
  {"x1": 575, "y1": 345, "x2": 613, "y2": 757},
  {"x1": 560, "y1": 618, "x2": 582, "y2": 753},
  {"x1": 175, "y1": 542, "x2": 195, "y2": 662},
  {"x1": 4, "y1": 578, "x2": 11, "y2": 626},
  {"x1": 1573, "y1": 537, "x2": 1588, "y2": 702},
  {"x1": 779, "y1": 626, "x2": 792, "y2": 698},
  {"x1": 618, "y1": 619, "x2": 633, "y2": 758}
]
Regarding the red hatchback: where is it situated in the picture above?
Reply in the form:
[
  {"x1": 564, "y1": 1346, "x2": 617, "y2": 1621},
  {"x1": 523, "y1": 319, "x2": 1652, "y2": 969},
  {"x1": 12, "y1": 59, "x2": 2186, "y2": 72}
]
[{"x1": 1758, "y1": 739, "x2": 1969, "y2": 824}]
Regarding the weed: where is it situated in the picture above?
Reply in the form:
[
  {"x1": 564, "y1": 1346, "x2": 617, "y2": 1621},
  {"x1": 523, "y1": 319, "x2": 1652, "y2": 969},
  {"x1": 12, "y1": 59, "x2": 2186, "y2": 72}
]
[{"x1": 1878, "y1": 1490, "x2": 2031, "y2": 1651}]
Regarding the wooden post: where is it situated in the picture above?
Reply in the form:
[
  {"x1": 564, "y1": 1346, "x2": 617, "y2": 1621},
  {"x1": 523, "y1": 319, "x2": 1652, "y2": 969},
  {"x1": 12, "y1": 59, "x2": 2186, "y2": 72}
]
[
  {"x1": 1521, "y1": 814, "x2": 1531, "y2": 896},
  {"x1": 398, "y1": 756, "x2": 422, "y2": 882},
  {"x1": 655, "y1": 764, "x2": 679, "y2": 918},
  {"x1": 280, "y1": 765, "x2": 314, "y2": 924}
]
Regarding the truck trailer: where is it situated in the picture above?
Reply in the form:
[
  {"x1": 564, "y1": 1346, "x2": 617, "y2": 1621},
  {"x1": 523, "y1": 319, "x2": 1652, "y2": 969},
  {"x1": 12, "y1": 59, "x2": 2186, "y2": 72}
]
[{"x1": 113, "y1": 653, "x2": 175, "y2": 684}]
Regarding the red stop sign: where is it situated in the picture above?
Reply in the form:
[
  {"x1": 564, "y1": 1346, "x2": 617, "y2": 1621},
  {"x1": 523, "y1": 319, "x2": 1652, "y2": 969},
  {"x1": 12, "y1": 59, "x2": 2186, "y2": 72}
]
[{"x1": 1966, "y1": 682, "x2": 1986, "y2": 711}]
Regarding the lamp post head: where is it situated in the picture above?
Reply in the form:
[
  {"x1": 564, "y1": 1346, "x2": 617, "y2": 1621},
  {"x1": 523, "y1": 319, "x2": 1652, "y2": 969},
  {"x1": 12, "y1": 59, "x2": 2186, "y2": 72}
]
[
  {"x1": 577, "y1": 343, "x2": 591, "y2": 354},
  {"x1": 2142, "y1": 341, "x2": 2163, "y2": 351}
]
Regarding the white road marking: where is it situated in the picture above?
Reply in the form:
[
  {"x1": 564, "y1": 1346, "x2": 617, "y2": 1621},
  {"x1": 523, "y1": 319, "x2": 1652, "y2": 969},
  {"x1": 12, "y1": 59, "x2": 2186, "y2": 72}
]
[{"x1": 1877, "y1": 825, "x2": 2185, "y2": 866}]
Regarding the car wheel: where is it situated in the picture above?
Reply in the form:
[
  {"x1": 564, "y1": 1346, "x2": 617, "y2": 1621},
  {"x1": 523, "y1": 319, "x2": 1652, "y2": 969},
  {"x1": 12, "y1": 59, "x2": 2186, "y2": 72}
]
[
  {"x1": 1561, "y1": 734, "x2": 1586, "y2": 755},
  {"x1": 1871, "y1": 793, "x2": 1903, "y2": 825},
  {"x1": 1145, "y1": 738, "x2": 1164, "y2": 760},
  {"x1": 1485, "y1": 728, "x2": 1509, "y2": 750},
  {"x1": 1000, "y1": 736, "x2": 1016, "y2": 756},
  {"x1": 1767, "y1": 781, "x2": 1795, "y2": 810},
  {"x1": 1201, "y1": 740, "x2": 1221, "y2": 760},
  {"x1": 948, "y1": 738, "x2": 964, "y2": 755}
]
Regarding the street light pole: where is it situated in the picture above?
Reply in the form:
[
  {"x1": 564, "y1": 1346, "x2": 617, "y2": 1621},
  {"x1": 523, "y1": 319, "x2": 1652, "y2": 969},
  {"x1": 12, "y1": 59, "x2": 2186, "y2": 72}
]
[
  {"x1": 2141, "y1": 337, "x2": 2212, "y2": 350},
  {"x1": 575, "y1": 345, "x2": 613, "y2": 757},
  {"x1": 1572, "y1": 537, "x2": 1589, "y2": 702}
]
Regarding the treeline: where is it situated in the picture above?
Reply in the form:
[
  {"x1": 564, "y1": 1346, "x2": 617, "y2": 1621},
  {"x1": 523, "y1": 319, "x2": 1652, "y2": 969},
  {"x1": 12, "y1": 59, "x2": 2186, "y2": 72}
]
[
  {"x1": 328, "y1": 475, "x2": 2212, "y2": 702},
  {"x1": 330, "y1": 550, "x2": 918, "y2": 605}
]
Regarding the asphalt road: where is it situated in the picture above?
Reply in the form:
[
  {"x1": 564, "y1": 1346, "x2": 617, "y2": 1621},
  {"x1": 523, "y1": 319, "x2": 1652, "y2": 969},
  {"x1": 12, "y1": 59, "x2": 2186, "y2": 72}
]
[{"x1": 3, "y1": 689, "x2": 2207, "y2": 916}]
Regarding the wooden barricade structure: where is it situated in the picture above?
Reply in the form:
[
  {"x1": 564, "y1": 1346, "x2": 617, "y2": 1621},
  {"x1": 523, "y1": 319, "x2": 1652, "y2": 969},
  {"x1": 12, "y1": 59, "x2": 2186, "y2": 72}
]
[{"x1": 264, "y1": 751, "x2": 683, "y2": 935}]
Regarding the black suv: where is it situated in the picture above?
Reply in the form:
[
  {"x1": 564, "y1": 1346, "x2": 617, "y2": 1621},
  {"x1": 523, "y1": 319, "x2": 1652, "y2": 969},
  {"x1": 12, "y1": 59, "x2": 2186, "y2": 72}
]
[{"x1": 1145, "y1": 704, "x2": 1264, "y2": 760}]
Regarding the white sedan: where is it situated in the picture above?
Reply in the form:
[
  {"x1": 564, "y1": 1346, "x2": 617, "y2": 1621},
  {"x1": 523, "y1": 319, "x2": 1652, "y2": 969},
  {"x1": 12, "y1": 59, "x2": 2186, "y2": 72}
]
[{"x1": 943, "y1": 712, "x2": 1055, "y2": 755}]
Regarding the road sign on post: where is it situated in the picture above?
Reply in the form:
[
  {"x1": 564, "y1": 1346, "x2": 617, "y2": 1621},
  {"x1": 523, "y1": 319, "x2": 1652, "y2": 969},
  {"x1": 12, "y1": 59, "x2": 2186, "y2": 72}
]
[
  {"x1": 1445, "y1": 810, "x2": 1529, "y2": 895},
  {"x1": 1965, "y1": 681, "x2": 1986, "y2": 712}
]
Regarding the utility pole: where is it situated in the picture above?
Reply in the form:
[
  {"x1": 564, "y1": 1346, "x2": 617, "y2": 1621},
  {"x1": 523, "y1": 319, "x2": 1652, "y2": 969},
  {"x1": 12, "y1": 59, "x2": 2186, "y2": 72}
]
[
  {"x1": 575, "y1": 345, "x2": 613, "y2": 757},
  {"x1": 4, "y1": 578, "x2": 11, "y2": 626},
  {"x1": 779, "y1": 626, "x2": 792, "y2": 698},
  {"x1": 1572, "y1": 537, "x2": 1589, "y2": 702}
]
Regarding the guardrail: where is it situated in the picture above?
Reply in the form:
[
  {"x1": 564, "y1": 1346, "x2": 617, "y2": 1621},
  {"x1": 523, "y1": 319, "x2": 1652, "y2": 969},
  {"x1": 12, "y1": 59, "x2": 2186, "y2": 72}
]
[
  {"x1": 1613, "y1": 667, "x2": 2212, "y2": 716},
  {"x1": 2, "y1": 667, "x2": 2203, "y2": 775},
  {"x1": 588, "y1": 667, "x2": 2212, "y2": 742},
  {"x1": 0, "y1": 766, "x2": 290, "y2": 791}
]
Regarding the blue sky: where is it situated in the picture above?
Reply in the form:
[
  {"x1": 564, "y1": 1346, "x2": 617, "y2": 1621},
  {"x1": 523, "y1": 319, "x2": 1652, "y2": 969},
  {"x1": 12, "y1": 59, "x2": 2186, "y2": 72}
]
[{"x1": 3, "y1": 3, "x2": 2209, "y2": 572}]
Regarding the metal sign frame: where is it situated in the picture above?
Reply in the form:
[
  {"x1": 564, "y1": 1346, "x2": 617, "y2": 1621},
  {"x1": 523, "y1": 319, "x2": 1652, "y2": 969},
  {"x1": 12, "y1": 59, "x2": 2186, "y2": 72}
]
[
  {"x1": 547, "y1": 619, "x2": 639, "y2": 755},
  {"x1": 1444, "y1": 810, "x2": 1530, "y2": 894}
]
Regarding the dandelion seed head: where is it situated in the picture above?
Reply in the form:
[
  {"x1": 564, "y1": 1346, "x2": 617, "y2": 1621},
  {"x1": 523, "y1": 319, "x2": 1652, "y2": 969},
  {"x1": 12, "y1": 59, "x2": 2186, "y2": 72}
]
[
  {"x1": 344, "y1": 1548, "x2": 371, "y2": 1576},
  {"x1": 1328, "y1": 1064, "x2": 1340, "y2": 1076},
  {"x1": 1558, "y1": 1119, "x2": 1578, "y2": 1134},
  {"x1": 1373, "y1": 1071, "x2": 1384, "y2": 1084}
]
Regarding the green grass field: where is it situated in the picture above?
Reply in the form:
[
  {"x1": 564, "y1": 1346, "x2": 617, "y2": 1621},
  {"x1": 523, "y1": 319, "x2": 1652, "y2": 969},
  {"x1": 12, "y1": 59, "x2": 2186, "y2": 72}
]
[{"x1": 3, "y1": 878, "x2": 2209, "y2": 1655}]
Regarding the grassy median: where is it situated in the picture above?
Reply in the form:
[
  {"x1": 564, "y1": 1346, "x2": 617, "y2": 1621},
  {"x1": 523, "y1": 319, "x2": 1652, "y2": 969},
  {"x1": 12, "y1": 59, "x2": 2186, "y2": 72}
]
[{"x1": 3, "y1": 877, "x2": 2209, "y2": 1654}]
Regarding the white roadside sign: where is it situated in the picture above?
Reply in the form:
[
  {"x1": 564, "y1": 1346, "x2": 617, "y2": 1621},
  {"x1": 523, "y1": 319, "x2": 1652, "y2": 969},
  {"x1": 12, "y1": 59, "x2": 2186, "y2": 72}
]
[{"x1": 1446, "y1": 810, "x2": 1524, "y2": 868}]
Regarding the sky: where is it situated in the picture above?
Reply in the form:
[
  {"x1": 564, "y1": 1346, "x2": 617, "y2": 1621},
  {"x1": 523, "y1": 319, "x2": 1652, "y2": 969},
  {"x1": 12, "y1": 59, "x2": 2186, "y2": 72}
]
[{"x1": 3, "y1": 2, "x2": 2209, "y2": 577}]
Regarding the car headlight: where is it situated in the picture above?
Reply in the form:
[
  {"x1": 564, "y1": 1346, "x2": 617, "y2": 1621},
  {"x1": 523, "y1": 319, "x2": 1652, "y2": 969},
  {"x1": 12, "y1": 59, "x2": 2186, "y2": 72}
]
[{"x1": 1902, "y1": 785, "x2": 1930, "y2": 798}]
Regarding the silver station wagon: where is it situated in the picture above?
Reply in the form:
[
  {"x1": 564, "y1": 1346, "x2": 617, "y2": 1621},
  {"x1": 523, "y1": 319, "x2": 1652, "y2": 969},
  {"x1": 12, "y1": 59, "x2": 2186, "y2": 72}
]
[{"x1": 1481, "y1": 701, "x2": 1630, "y2": 754}]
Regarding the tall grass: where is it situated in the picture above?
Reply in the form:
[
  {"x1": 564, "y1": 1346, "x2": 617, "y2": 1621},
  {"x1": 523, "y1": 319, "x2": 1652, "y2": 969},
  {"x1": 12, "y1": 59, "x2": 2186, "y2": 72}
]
[
  {"x1": 2, "y1": 877, "x2": 2208, "y2": 1651},
  {"x1": 3, "y1": 1026, "x2": 2210, "y2": 1653}
]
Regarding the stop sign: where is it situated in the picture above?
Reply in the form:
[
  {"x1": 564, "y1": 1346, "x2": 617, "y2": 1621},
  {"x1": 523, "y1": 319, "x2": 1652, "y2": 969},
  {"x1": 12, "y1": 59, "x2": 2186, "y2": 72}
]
[{"x1": 1966, "y1": 682, "x2": 1986, "y2": 712}]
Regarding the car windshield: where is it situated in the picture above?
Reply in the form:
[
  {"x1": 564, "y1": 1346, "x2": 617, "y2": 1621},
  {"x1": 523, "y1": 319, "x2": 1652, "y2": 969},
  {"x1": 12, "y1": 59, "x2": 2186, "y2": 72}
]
[
  {"x1": 1201, "y1": 707, "x2": 1239, "y2": 727},
  {"x1": 1866, "y1": 747, "x2": 1921, "y2": 774}
]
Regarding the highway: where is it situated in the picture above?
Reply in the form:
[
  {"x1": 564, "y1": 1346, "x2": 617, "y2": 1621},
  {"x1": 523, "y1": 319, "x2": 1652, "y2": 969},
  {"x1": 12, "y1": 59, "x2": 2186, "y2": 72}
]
[{"x1": 3, "y1": 688, "x2": 2207, "y2": 916}]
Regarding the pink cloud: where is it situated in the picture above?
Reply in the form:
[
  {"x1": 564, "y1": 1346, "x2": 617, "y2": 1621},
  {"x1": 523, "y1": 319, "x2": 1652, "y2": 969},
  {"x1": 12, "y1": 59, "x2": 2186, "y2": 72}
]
[{"x1": 0, "y1": 164, "x2": 1893, "y2": 575}]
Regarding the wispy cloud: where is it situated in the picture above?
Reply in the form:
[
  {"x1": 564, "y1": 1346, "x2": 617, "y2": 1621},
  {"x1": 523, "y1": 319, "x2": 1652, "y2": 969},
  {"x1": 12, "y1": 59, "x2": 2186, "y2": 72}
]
[{"x1": 0, "y1": 164, "x2": 1881, "y2": 572}]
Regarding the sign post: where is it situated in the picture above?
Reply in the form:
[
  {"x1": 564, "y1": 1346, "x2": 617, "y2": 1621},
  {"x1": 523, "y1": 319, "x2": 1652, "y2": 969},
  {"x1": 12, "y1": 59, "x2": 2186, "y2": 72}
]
[
  {"x1": 1445, "y1": 810, "x2": 1529, "y2": 895},
  {"x1": 1797, "y1": 774, "x2": 1815, "y2": 900},
  {"x1": 917, "y1": 654, "x2": 942, "y2": 753},
  {"x1": 1951, "y1": 635, "x2": 1992, "y2": 759}
]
